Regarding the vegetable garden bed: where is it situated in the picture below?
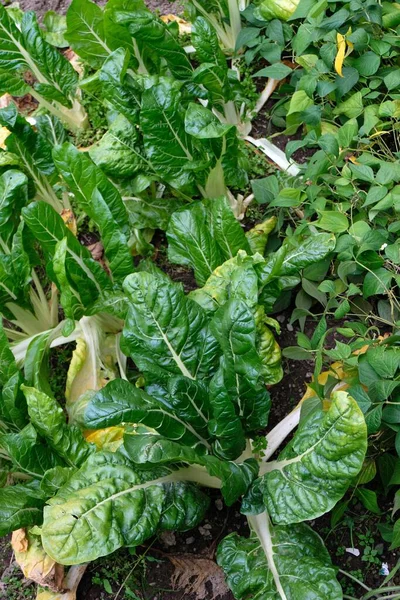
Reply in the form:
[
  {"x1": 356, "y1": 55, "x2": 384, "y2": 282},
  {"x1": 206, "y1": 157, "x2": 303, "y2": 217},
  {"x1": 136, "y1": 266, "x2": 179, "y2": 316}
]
[{"x1": 0, "y1": 0, "x2": 400, "y2": 598}]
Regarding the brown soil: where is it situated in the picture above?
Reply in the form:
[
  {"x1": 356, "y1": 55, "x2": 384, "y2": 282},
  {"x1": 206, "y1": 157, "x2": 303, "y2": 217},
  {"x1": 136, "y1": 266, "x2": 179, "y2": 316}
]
[{"x1": 17, "y1": 0, "x2": 182, "y2": 18}]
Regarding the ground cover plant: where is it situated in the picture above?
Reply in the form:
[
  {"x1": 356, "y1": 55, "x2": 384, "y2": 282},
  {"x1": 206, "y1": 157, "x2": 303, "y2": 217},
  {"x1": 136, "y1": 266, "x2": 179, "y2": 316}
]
[{"x1": 0, "y1": 0, "x2": 399, "y2": 599}]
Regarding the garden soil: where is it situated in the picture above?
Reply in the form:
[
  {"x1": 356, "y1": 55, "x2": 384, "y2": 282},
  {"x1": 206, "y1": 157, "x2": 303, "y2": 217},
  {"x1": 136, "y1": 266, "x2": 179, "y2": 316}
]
[{"x1": 1, "y1": 1, "x2": 399, "y2": 599}]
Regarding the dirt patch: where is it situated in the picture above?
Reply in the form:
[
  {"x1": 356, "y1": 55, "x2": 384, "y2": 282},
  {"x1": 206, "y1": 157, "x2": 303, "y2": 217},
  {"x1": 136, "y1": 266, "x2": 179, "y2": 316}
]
[{"x1": 17, "y1": 0, "x2": 182, "y2": 18}]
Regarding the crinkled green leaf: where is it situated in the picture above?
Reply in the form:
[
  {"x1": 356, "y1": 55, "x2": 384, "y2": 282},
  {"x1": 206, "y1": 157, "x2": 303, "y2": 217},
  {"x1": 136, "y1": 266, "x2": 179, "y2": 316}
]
[
  {"x1": 218, "y1": 519, "x2": 342, "y2": 600},
  {"x1": 22, "y1": 385, "x2": 95, "y2": 468},
  {"x1": 167, "y1": 202, "x2": 223, "y2": 286},
  {"x1": 89, "y1": 114, "x2": 144, "y2": 178},
  {"x1": 84, "y1": 378, "x2": 210, "y2": 449},
  {"x1": 41, "y1": 451, "x2": 209, "y2": 565},
  {"x1": 66, "y1": 0, "x2": 112, "y2": 68},
  {"x1": 250, "y1": 391, "x2": 367, "y2": 523},
  {"x1": 140, "y1": 79, "x2": 197, "y2": 188},
  {"x1": 114, "y1": 9, "x2": 192, "y2": 79},
  {"x1": 189, "y1": 251, "x2": 262, "y2": 313},
  {"x1": 0, "y1": 483, "x2": 44, "y2": 536},
  {"x1": 124, "y1": 433, "x2": 258, "y2": 505},
  {"x1": 22, "y1": 201, "x2": 112, "y2": 308},
  {"x1": 0, "y1": 423, "x2": 61, "y2": 479},
  {"x1": 99, "y1": 48, "x2": 142, "y2": 125},
  {"x1": 121, "y1": 272, "x2": 218, "y2": 381}
]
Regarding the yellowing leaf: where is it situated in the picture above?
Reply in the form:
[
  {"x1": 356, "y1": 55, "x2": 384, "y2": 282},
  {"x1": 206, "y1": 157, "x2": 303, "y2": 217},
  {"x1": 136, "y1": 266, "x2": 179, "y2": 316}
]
[
  {"x1": 60, "y1": 209, "x2": 77, "y2": 236},
  {"x1": 0, "y1": 126, "x2": 10, "y2": 149},
  {"x1": 85, "y1": 426, "x2": 124, "y2": 451},
  {"x1": 12, "y1": 529, "x2": 64, "y2": 592},
  {"x1": 335, "y1": 33, "x2": 346, "y2": 77}
]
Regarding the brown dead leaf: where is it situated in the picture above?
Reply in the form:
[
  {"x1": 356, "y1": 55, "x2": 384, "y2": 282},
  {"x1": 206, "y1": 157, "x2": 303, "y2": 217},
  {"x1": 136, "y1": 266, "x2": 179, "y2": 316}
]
[
  {"x1": 12, "y1": 529, "x2": 29, "y2": 553},
  {"x1": 61, "y1": 209, "x2": 77, "y2": 236},
  {"x1": 63, "y1": 49, "x2": 84, "y2": 75},
  {"x1": 88, "y1": 241, "x2": 104, "y2": 262},
  {"x1": 160, "y1": 14, "x2": 192, "y2": 34},
  {"x1": 169, "y1": 554, "x2": 229, "y2": 600},
  {"x1": 12, "y1": 530, "x2": 65, "y2": 592},
  {"x1": 0, "y1": 93, "x2": 12, "y2": 109}
]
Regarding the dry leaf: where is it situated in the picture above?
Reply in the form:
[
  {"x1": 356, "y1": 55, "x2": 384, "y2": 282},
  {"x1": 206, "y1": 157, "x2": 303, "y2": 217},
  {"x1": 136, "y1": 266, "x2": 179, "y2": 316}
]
[
  {"x1": 61, "y1": 209, "x2": 77, "y2": 236},
  {"x1": 160, "y1": 14, "x2": 192, "y2": 34},
  {"x1": 36, "y1": 565, "x2": 88, "y2": 600},
  {"x1": 64, "y1": 49, "x2": 83, "y2": 75},
  {"x1": 12, "y1": 530, "x2": 65, "y2": 592},
  {"x1": 0, "y1": 93, "x2": 12, "y2": 109},
  {"x1": 12, "y1": 529, "x2": 29, "y2": 553},
  {"x1": 87, "y1": 241, "x2": 104, "y2": 261},
  {"x1": 169, "y1": 554, "x2": 229, "y2": 600}
]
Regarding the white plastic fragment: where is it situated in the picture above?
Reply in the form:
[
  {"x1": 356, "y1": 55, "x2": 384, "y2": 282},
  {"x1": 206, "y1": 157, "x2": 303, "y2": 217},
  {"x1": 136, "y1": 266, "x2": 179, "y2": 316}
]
[
  {"x1": 380, "y1": 562, "x2": 390, "y2": 576},
  {"x1": 345, "y1": 547, "x2": 360, "y2": 557}
]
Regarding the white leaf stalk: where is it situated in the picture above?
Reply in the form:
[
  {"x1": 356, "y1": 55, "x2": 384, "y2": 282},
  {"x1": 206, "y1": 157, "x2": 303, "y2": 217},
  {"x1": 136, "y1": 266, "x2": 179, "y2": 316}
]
[
  {"x1": 36, "y1": 564, "x2": 88, "y2": 600},
  {"x1": 5, "y1": 272, "x2": 59, "y2": 342},
  {"x1": 245, "y1": 135, "x2": 301, "y2": 176}
]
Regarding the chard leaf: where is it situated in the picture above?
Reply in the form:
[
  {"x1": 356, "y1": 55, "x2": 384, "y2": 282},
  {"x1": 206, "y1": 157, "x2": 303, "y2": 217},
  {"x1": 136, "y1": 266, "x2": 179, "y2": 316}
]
[
  {"x1": 90, "y1": 188, "x2": 133, "y2": 281},
  {"x1": 66, "y1": 0, "x2": 112, "y2": 68},
  {"x1": 21, "y1": 12, "x2": 78, "y2": 105},
  {"x1": 0, "y1": 69, "x2": 29, "y2": 96},
  {"x1": 124, "y1": 433, "x2": 258, "y2": 505},
  {"x1": 246, "y1": 217, "x2": 276, "y2": 256},
  {"x1": 22, "y1": 385, "x2": 95, "y2": 468},
  {"x1": 208, "y1": 365, "x2": 246, "y2": 460},
  {"x1": 121, "y1": 272, "x2": 218, "y2": 382},
  {"x1": 140, "y1": 79, "x2": 196, "y2": 188},
  {"x1": 166, "y1": 376, "x2": 211, "y2": 439},
  {"x1": 208, "y1": 197, "x2": 250, "y2": 259},
  {"x1": 53, "y1": 143, "x2": 129, "y2": 237},
  {"x1": 0, "y1": 105, "x2": 62, "y2": 210},
  {"x1": 40, "y1": 466, "x2": 77, "y2": 497},
  {"x1": 218, "y1": 518, "x2": 342, "y2": 600},
  {"x1": 252, "y1": 391, "x2": 367, "y2": 523},
  {"x1": 88, "y1": 114, "x2": 145, "y2": 178},
  {"x1": 124, "y1": 195, "x2": 182, "y2": 231},
  {"x1": 0, "y1": 484, "x2": 44, "y2": 536},
  {"x1": 53, "y1": 238, "x2": 84, "y2": 321},
  {"x1": 167, "y1": 202, "x2": 223, "y2": 286},
  {"x1": 1, "y1": 371, "x2": 28, "y2": 430},
  {"x1": 257, "y1": 321, "x2": 283, "y2": 385},
  {"x1": 0, "y1": 5, "x2": 76, "y2": 107},
  {"x1": 185, "y1": 103, "x2": 231, "y2": 139},
  {"x1": 0, "y1": 319, "x2": 18, "y2": 385},
  {"x1": 99, "y1": 48, "x2": 142, "y2": 125},
  {"x1": 84, "y1": 378, "x2": 211, "y2": 449},
  {"x1": 211, "y1": 298, "x2": 261, "y2": 389},
  {"x1": 103, "y1": 0, "x2": 147, "y2": 56},
  {"x1": 41, "y1": 451, "x2": 209, "y2": 564},
  {"x1": 22, "y1": 201, "x2": 112, "y2": 308},
  {"x1": 24, "y1": 330, "x2": 56, "y2": 397},
  {"x1": 189, "y1": 251, "x2": 262, "y2": 313},
  {"x1": 191, "y1": 17, "x2": 227, "y2": 72},
  {"x1": 191, "y1": 17, "x2": 230, "y2": 107},
  {"x1": 115, "y1": 9, "x2": 192, "y2": 79},
  {"x1": 210, "y1": 299, "x2": 272, "y2": 437},
  {"x1": 0, "y1": 424, "x2": 61, "y2": 479}
]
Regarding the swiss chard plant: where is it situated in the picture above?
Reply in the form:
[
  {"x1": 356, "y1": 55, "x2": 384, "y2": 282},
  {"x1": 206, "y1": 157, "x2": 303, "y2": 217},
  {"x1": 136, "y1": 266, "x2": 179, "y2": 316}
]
[
  {"x1": 0, "y1": 212, "x2": 368, "y2": 599},
  {"x1": 0, "y1": 252, "x2": 368, "y2": 599},
  {"x1": 0, "y1": 3, "x2": 87, "y2": 131}
]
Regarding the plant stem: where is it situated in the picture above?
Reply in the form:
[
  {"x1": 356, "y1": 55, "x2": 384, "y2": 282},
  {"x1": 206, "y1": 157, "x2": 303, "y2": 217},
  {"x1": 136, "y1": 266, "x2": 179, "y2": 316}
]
[
  {"x1": 362, "y1": 586, "x2": 400, "y2": 599},
  {"x1": 339, "y1": 569, "x2": 371, "y2": 592},
  {"x1": 29, "y1": 89, "x2": 88, "y2": 132},
  {"x1": 261, "y1": 403, "x2": 301, "y2": 462}
]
